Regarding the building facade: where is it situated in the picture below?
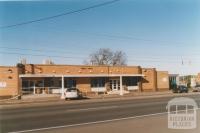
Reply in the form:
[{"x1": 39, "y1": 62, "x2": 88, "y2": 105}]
[
  {"x1": 0, "y1": 64, "x2": 169, "y2": 98},
  {"x1": 169, "y1": 74, "x2": 179, "y2": 89}
]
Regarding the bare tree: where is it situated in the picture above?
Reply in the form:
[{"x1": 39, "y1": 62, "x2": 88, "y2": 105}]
[
  {"x1": 85, "y1": 48, "x2": 127, "y2": 66},
  {"x1": 112, "y1": 51, "x2": 127, "y2": 66}
]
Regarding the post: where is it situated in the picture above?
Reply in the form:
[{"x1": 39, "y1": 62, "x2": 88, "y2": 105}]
[
  {"x1": 120, "y1": 76, "x2": 123, "y2": 96},
  {"x1": 33, "y1": 82, "x2": 36, "y2": 94},
  {"x1": 61, "y1": 75, "x2": 65, "y2": 99},
  {"x1": 186, "y1": 104, "x2": 188, "y2": 114}
]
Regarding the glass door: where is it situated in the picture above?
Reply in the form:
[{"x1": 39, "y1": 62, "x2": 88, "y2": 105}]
[{"x1": 110, "y1": 79, "x2": 120, "y2": 91}]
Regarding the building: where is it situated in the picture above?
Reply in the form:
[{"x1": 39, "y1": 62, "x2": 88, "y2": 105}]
[
  {"x1": 195, "y1": 73, "x2": 200, "y2": 85},
  {"x1": 179, "y1": 75, "x2": 197, "y2": 88},
  {"x1": 0, "y1": 64, "x2": 169, "y2": 99},
  {"x1": 169, "y1": 74, "x2": 179, "y2": 89},
  {"x1": 0, "y1": 66, "x2": 21, "y2": 98}
]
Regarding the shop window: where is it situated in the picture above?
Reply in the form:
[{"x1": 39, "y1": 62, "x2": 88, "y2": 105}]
[
  {"x1": 66, "y1": 79, "x2": 76, "y2": 88},
  {"x1": 91, "y1": 78, "x2": 105, "y2": 87},
  {"x1": 35, "y1": 80, "x2": 44, "y2": 87},
  {"x1": 126, "y1": 77, "x2": 138, "y2": 86},
  {"x1": 22, "y1": 80, "x2": 29, "y2": 88}
]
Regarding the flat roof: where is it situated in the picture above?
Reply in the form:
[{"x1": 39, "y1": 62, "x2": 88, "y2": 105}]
[
  {"x1": 19, "y1": 74, "x2": 145, "y2": 78},
  {"x1": 23, "y1": 64, "x2": 141, "y2": 68}
]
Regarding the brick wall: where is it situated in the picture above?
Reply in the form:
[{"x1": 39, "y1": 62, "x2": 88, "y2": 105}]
[
  {"x1": 23, "y1": 64, "x2": 141, "y2": 75},
  {"x1": 142, "y1": 68, "x2": 157, "y2": 91},
  {"x1": 0, "y1": 66, "x2": 20, "y2": 97},
  {"x1": 157, "y1": 71, "x2": 169, "y2": 91},
  {"x1": 76, "y1": 77, "x2": 91, "y2": 93}
]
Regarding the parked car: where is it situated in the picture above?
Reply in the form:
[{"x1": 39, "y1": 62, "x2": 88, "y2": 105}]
[
  {"x1": 192, "y1": 85, "x2": 200, "y2": 92},
  {"x1": 173, "y1": 85, "x2": 188, "y2": 93},
  {"x1": 64, "y1": 88, "x2": 82, "y2": 99}
]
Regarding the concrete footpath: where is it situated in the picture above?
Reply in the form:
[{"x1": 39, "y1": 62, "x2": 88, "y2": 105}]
[{"x1": 0, "y1": 91, "x2": 200, "y2": 107}]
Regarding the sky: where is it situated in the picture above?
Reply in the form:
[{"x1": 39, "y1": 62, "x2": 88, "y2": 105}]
[{"x1": 0, "y1": 0, "x2": 200, "y2": 75}]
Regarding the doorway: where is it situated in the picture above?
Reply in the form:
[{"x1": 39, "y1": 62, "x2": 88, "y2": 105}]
[{"x1": 109, "y1": 79, "x2": 120, "y2": 91}]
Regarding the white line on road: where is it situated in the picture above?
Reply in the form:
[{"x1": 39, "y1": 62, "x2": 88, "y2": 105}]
[
  {"x1": 8, "y1": 108, "x2": 200, "y2": 133},
  {"x1": 9, "y1": 111, "x2": 169, "y2": 133},
  {"x1": 66, "y1": 105, "x2": 119, "y2": 112}
]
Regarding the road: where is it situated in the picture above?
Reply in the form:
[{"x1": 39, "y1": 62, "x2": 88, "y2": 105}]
[{"x1": 0, "y1": 94, "x2": 200, "y2": 133}]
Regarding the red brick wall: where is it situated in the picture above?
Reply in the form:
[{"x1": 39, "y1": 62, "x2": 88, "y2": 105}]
[
  {"x1": 0, "y1": 66, "x2": 20, "y2": 97},
  {"x1": 142, "y1": 68, "x2": 157, "y2": 91},
  {"x1": 157, "y1": 71, "x2": 169, "y2": 91}
]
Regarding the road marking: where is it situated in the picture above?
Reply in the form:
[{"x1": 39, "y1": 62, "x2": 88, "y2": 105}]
[
  {"x1": 66, "y1": 105, "x2": 119, "y2": 112},
  {"x1": 8, "y1": 108, "x2": 200, "y2": 133},
  {"x1": 9, "y1": 111, "x2": 169, "y2": 133}
]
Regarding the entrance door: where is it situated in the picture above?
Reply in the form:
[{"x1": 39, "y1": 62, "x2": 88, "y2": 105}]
[{"x1": 110, "y1": 79, "x2": 120, "y2": 91}]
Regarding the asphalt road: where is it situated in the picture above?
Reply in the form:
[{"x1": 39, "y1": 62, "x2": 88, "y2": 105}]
[
  {"x1": 38, "y1": 110, "x2": 200, "y2": 133},
  {"x1": 1, "y1": 94, "x2": 200, "y2": 133}
]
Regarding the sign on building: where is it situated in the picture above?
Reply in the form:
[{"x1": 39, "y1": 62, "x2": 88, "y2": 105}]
[{"x1": 0, "y1": 82, "x2": 7, "y2": 88}]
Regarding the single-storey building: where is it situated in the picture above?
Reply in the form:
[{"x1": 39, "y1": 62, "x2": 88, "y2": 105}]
[
  {"x1": 0, "y1": 64, "x2": 169, "y2": 99},
  {"x1": 169, "y1": 74, "x2": 179, "y2": 89}
]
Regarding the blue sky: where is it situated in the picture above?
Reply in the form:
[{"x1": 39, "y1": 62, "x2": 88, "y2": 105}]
[{"x1": 0, "y1": 0, "x2": 200, "y2": 75}]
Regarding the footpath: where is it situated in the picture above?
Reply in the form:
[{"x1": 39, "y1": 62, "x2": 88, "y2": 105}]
[{"x1": 0, "y1": 91, "x2": 200, "y2": 107}]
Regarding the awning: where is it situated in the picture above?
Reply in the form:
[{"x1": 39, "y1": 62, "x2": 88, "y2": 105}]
[{"x1": 19, "y1": 74, "x2": 145, "y2": 78}]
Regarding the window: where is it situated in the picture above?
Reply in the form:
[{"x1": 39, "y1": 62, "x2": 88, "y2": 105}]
[
  {"x1": 91, "y1": 78, "x2": 105, "y2": 87},
  {"x1": 22, "y1": 80, "x2": 34, "y2": 92},
  {"x1": 126, "y1": 77, "x2": 138, "y2": 86},
  {"x1": 35, "y1": 80, "x2": 44, "y2": 87},
  {"x1": 22, "y1": 80, "x2": 29, "y2": 88},
  {"x1": 65, "y1": 79, "x2": 76, "y2": 88}
]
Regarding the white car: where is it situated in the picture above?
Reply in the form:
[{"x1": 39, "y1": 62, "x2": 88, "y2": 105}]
[
  {"x1": 192, "y1": 85, "x2": 200, "y2": 92},
  {"x1": 64, "y1": 88, "x2": 81, "y2": 99}
]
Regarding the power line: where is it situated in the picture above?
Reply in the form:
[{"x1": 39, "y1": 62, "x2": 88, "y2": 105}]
[
  {"x1": 0, "y1": 51, "x2": 85, "y2": 59},
  {"x1": 0, "y1": 0, "x2": 120, "y2": 29},
  {"x1": 1, "y1": 46, "x2": 200, "y2": 59},
  {"x1": 0, "y1": 47, "x2": 174, "y2": 60},
  {"x1": 0, "y1": 51, "x2": 191, "y2": 64},
  {"x1": 70, "y1": 31, "x2": 192, "y2": 46},
  {"x1": 0, "y1": 46, "x2": 90, "y2": 55}
]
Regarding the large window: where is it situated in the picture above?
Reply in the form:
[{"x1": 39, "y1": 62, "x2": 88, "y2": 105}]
[
  {"x1": 22, "y1": 80, "x2": 34, "y2": 88},
  {"x1": 91, "y1": 78, "x2": 105, "y2": 87},
  {"x1": 35, "y1": 80, "x2": 44, "y2": 87},
  {"x1": 65, "y1": 79, "x2": 76, "y2": 88},
  {"x1": 126, "y1": 77, "x2": 138, "y2": 86},
  {"x1": 22, "y1": 80, "x2": 34, "y2": 92},
  {"x1": 22, "y1": 80, "x2": 29, "y2": 88}
]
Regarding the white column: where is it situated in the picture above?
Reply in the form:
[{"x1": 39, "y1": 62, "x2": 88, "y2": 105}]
[
  {"x1": 186, "y1": 104, "x2": 188, "y2": 114},
  {"x1": 120, "y1": 76, "x2": 123, "y2": 96},
  {"x1": 176, "y1": 76, "x2": 179, "y2": 86},
  {"x1": 61, "y1": 75, "x2": 65, "y2": 99},
  {"x1": 33, "y1": 82, "x2": 36, "y2": 94}
]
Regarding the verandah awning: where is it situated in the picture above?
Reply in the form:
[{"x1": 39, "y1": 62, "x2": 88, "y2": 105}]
[{"x1": 19, "y1": 74, "x2": 144, "y2": 78}]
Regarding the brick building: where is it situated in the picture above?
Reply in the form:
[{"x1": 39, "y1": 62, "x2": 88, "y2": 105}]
[{"x1": 0, "y1": 64, "x2": 169, "y2": 98}]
